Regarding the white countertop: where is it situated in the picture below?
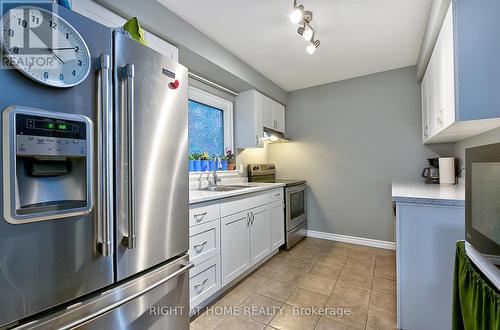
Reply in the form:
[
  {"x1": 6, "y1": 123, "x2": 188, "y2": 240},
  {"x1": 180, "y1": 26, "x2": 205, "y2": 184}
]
[
  {"x1": 392, "y1": 182, "x2": 465, "y2": 206},
  {"x1": 189, "y1": 182, "x2": 286, "y2": 204}
]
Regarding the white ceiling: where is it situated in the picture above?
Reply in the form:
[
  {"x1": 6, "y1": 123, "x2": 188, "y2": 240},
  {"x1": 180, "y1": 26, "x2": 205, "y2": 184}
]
[{"x1": 157, "y1": 0, "x2": 433, "y2": 91}]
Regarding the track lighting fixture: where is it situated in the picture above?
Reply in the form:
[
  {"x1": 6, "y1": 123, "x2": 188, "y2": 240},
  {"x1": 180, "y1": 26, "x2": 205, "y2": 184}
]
[
  {"x1": 306, "y1": 39, "x2": 320, "y2": 55},
  {"x1": 290, "y1": 0, "x2": 321, "y2": 54}
]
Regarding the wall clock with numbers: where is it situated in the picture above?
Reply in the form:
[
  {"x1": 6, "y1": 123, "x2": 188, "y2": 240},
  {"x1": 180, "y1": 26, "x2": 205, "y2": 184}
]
[{"x1": 1, "y1": 6, "x2": 91, "y2": 88}]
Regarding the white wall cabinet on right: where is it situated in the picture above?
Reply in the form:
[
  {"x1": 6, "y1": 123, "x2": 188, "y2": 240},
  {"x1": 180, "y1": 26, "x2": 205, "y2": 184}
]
[
  {"x1": 421, "y1": 1, "x2": 500, "y2": 144},
  {"x1": 235, "y1": 90, "x2": 286, "y2": 149}
]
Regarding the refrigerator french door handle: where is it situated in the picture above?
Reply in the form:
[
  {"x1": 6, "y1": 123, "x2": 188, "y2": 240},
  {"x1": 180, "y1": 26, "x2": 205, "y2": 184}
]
[
  {"x1": 23, "y1": 260, "x2": 194, "y2": 330},
  {"x1": 122, "y1": 63, "x2": 137, "y2": 249},
  {"x1": 97, "y1": 54, "x2": 112, "y2": 257}
]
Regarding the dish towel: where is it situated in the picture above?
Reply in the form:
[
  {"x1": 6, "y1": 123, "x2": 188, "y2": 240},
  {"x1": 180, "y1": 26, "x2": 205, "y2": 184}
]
[
  {"x1": 452, "y1": 241, "x2": 500, "y2": 330},
  {"x1": 123, "y1": 17, "x2": 147, "y2": 46}
]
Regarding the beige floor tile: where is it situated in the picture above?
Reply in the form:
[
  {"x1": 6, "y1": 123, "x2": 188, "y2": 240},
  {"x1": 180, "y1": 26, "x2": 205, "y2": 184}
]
[
  {"x1": 239, "y1": 293, "x2": 284, "y2": 324},
  {"x1": 324, "y1": 300, "x2": 367, "y2": 329},
  {"x1": 372, "y1": 277, "x2": 396, "y2": 295},
  {"x1": 256, "y1": 279, "x2": 296, "y2": 302},
  {"x1": 316, "y1": 316, "x2": 363, "y2": 330},
  {"x1": 366, "y1": 307, "x2": 396, "y2": 330},
  {"x1": 296, "y1": 273, "x2": 336, "y2": 295},
  {"x1": 317, "y1": 252, "x2": 348, "y2": 268},
  {"x1": 215, "y1": 314, "x2": 266, "y2": 330},
  {"x1": 337, "y1": 269, "x2": 373, "y2": 290},
  {"x1": 308, "y1": 262, "x2": 342, "y2": 280},
  {"x1": 279, "y1": 256, "x2": 315, "y2": 274},
  {"x1": 348, "y1": 252, "x2": 377, "y2": 264},
  {"x1": 330, "y1": 282, "x2": 371, "y2": 305},
  {"x1": 375, "y1": 255, "x2": 395, "y2": 268},
  {"x1": 344, "y1": 259, "x2": 375, "y2": 275},
  {"x1": 235, "y1": 275, "x2": 268, "y2": 295},
  {"x1": 215, "y1": 287, "x2": 251, "y2": 307},
  {"x1": 285, "y1": 287, "x2": 329, "y2": 308},
  {"x1": 287, "y1": 247, "x2": 324, "y2": 261},
  {"x1": 268, "y1": 304, "x2": 320, "y2": 330},
  {"x1": 190, "y1": 310, "x2": 227, "y2": 330},
  {"x1": 263, "y1": 268, "x2": 303, "y2": 284},
  {"x1": 369, "y1": 291, "x2": 396, "y2": 314},
  {"x1": 374, "y1": 248, "x2": 396, "y2": 257},
  {"x1": 348, "y1": 244, "x2": 379, "y2": 255},
  {"x1": 374, "y1": 265, "x2": 396, "y2": 281}
]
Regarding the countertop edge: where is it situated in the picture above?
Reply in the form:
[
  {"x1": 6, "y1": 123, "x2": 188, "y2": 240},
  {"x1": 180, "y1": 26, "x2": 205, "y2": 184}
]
[
  {"x1": 392, "y1": 196, "x2": 465, "y2": 207},
  {"x1": 189, "y1": 183, "x2": 286, "y2": 205}
]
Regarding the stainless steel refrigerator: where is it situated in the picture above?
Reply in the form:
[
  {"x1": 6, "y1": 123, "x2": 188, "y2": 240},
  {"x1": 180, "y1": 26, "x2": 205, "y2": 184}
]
[{"x1": 0, "y1": 3, "x2": 190, "y2": 329}]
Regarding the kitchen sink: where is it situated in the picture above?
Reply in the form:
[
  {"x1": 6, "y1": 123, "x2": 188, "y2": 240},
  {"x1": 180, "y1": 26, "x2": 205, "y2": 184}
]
[{"x1": 202, "y1": 184, "x2": 257, "y2": 192}]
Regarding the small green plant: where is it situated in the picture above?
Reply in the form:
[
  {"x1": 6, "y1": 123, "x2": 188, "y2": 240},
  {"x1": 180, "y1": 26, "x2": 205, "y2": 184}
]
[
  {"x1": 190, "y1": 153, "x2": 201, "y2": 160},
  {"x1": 199, "y1": 151, "x2": 209, "y2": 160}
]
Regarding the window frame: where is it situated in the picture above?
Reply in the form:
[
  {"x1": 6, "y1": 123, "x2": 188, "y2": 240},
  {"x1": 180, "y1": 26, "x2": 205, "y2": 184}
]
[{"x1": 188, "y1": 86, "x2": 234, "y2": 154}]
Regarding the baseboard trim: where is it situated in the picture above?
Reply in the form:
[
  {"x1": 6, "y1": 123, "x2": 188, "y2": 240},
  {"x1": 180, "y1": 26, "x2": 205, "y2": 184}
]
[{"x1": 306, "y1": 230, "x2": 396, "y2": 250}]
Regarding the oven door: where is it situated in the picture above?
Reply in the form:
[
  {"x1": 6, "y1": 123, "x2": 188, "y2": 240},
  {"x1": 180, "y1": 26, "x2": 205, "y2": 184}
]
[{"x1": 285, "y1": 184, "x2": 307, "y2": 231}]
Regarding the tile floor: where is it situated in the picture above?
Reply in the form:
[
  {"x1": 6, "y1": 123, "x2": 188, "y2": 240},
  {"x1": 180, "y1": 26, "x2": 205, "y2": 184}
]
[{"x1": 190, "y1": 237, "x2": 396, "y2": 330}]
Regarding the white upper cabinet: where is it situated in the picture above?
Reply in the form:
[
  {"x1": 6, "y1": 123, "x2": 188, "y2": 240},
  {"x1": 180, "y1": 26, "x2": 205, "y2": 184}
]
[
  {"x1": 422, "y1": 1, "x2": 500, "y2": 143},
  {"x1": 72, "y1": 0, "x2": 178, "y2": 61},
  {"x1": 272, "y1": 102, "x2": 286, "y2": 133},
  {"x1": 235, "y1": 90, "x2": 286, "y2": 148}
]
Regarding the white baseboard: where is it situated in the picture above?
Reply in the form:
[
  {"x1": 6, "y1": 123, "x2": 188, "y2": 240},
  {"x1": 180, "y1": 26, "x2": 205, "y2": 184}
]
[{"x1": 306, "y1": 230, "x2": 396, "y2": 250}]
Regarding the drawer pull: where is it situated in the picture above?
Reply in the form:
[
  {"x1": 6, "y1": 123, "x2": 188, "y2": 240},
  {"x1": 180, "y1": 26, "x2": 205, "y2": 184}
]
[
  {"x1": 193, "y1": 212, "x2": 207, "y2": 222},
  {"x1": 194, "y1": 278, "x2": 208, "y2": 291},
  {"x1": 275, "y1": 193, "x2": 281, "y2": 197},
  {"x1": 193, "y1": 240, "x2": 208, "y2": 251}
]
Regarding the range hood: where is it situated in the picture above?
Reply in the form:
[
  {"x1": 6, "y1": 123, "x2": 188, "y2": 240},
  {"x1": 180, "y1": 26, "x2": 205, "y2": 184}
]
[{"x1": 262, "y1": 127, "x2": 290, "y2": 143}]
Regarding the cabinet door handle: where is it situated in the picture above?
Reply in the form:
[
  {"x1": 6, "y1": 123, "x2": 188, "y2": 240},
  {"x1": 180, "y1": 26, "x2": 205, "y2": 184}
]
[
  {"x1": 194, "y1": 212, "x2": 207, "y2": 222},
  {"x1": 275, "y1": 193, "x2": 281, "y2": 197},
  {"x1": 255, "y1": 134, "x2": 259, "y2": 146},
  {"x1": 247, "y1": 212, "x2": 250, "y2": 227},
  {"x1": 193, "y1": 240, "x2": 208, "y2": 251},
  {"x1": 194, "y1": 278, "x2": 208, "y2": 290},
  {"x1": 250, "y1": 211, "x2": 254, "y2": 225}
]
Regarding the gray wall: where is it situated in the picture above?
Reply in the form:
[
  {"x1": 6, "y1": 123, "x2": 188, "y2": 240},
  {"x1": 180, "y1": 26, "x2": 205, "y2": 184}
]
[
  {"x1": 269, "y1": 66, "x2": 453, "y2": 242},
  {"x1": 96, "y1": 0, "x2": 287, "y2": 104}
]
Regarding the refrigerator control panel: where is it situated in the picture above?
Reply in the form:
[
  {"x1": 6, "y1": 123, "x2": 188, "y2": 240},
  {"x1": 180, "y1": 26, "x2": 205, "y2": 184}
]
[{"x1": 15, "y1": 114, "x2": 88, "y2": 157}]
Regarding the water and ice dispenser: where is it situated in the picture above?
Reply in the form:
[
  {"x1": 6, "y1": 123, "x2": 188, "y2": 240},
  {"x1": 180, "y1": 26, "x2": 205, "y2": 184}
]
[{"x1": 3, "y1": 106, "x2": 93, "y2": 224}]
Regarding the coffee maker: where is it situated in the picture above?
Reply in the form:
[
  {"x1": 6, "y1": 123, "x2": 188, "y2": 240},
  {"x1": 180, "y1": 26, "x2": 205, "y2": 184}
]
[{"x1": 422, "y1": 158, "x2": 440, "y2": 184}]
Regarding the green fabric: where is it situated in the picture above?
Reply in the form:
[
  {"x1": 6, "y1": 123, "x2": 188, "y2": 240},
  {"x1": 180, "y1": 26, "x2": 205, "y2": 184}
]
[
  {"x1": 123, "y1": 17, "x2": 147, "y2": 46},
  {"x1": 452, "y1": 241, "x2": 500, "y2": 330}
]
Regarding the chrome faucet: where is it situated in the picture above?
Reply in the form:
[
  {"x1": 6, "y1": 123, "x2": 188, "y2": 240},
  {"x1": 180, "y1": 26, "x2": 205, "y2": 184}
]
[{"x1": 208, "y1": 156, "x2": 222, "y2": 188}]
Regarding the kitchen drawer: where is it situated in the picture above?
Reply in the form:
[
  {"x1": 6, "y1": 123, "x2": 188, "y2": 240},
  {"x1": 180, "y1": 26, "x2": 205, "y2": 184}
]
[
  {"x1": 189, "y1": 220, "x2": 220, "y2": 266},
  {"x1": 221, "y1": 192, "x2": 270, "y2": 217},
  {"x1": 189, "y1": 255, "x2": 220, "y2": 309},
  {"x1": 270, "y1": 188, "x2": 283, "y2": 202},
  {"x1": 189, "y1": 202, "x2": 220, "y2": 227}
]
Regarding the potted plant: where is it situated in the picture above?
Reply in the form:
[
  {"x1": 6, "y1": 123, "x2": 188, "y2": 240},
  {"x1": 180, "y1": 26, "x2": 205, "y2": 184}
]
[
  {"x1": 200, "y1": 151, "x2": 210, "y2": 171},
  {"x1": 208, "y1": 154, "x2": 215, "y2": 171},
  {"x1": 191, "y1": 153, "x2": 201, "y2": 171},
  {"x1": 226, "y1": 149, "x2": 236, "y2": 171},
  {"x1": 189, "y1": 154, "x2": 195, "y2": 171},
  {"x1": 220, "y1": 153, "x2": 228, "y2": 171}
]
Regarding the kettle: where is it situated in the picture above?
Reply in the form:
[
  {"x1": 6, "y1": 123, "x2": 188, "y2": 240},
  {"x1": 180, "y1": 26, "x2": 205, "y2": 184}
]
[{"x1": 422, "y1": 158, "x2": 440, "y2": 184}]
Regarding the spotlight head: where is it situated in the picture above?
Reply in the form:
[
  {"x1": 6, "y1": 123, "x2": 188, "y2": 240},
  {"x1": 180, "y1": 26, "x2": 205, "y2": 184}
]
[{"x1": 290, "y1": 4, "x2": 303, "y2": 24}]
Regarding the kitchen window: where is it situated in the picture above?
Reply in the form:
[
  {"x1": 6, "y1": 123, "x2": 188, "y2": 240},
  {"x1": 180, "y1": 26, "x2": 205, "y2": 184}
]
[{"x1": 188, "y1": 86, "x2": 233, "y2": 157}]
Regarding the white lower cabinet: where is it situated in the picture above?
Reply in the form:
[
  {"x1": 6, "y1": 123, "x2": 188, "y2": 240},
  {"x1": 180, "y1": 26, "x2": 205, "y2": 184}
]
[
  {"x1": 221, "y1": 211, "x2": 251, "y2": 286},
  {"x1": 249, "y1": 204, "x2": 271, "y2": 265},
  {"x1": 189, "y1": 188, "x2": 284, "y2": 308},
  {"x1": 270, "y1": 200, "x2": 285, "y2": 250}
]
